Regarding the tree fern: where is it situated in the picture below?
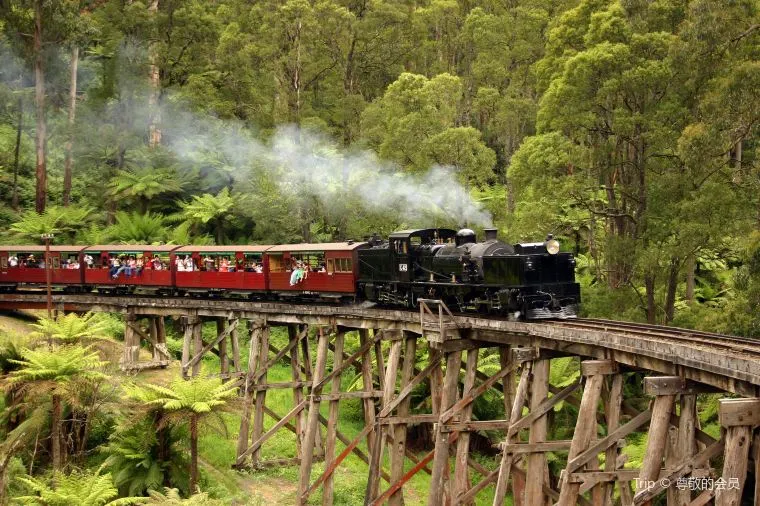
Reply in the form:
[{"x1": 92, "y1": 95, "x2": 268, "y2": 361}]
[
  {"x1": 14, "y1": 469, "x2": 146, "y2": 505},
  {"x1": 29, "y1": 313, "x2": 113, "y2": 344},
  {"x1": 128, "y1": 374, "x2": 237, "y2": 493},
  {"x1": 9, "y1": 205, "x2": 93, "y2": 243}
]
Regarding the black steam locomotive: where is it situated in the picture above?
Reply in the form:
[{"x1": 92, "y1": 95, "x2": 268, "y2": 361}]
[{"x1": 357, "y1": 228, "x2": 580, "y2": 319}]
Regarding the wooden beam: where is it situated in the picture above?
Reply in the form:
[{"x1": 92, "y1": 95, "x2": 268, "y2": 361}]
[
  {"x1": 603, "y1": 373, "x2": 623, "y2": 506},
  {"x1": 501, "y1": 440, "x2": 573, "y2": 454},
  {"x1": 389, "y1": 334, "x2": 416, "y2": 506},
  {"x1": 454, "y1": 348, "x2": 479, "y2": 504},
  {"x1": 581, "y1": 360, "x2": 618, "y2": 377},
  {"x1": 524, "y1": 358, "x2": 550, "y2": 505},
  {"x1": 719, "y1": 398, "x2": 760, "y2": 427},
  {"x1": 637, "y1": 394, "x2": 675, "y2": 506},
  {"x1": 492, "y1": 363, "x2": 532, "y2": 506},
  {"x1": 566, "y1": 409, "x2": 653, "y2": 475},
  {"x1": 556, "y1": 369, "x2": 605, "y2": 506},
  {"x1": 427, "y1": 350, "x2": 462, "y2": 506},
  {"x1": 323, "y1": 330, "x2": 344, "y2": 506},
  {"x1": 642, "y1": 376, "x2": 718, "y2": 396},
  {"x1": 250, "y1": 325, "x2": 270, "y2": 466},
  {"x1": 715, "y1": 426, "x2": 751, "y2": 506},
  {"x1": 297, "y1": 328, "x2": 330, "y2": 505}
]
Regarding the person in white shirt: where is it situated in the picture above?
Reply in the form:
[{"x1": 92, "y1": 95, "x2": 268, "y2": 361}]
[
  {"x1": 9, "y1": 256, "x2": 18, "y2": 267},
  {"x1": 83, "y1": 254, "x2": 94, "y2": 268}
]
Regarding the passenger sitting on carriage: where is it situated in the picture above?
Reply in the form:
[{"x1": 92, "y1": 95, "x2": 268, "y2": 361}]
[
  {"x1": 203, "y1": 255, "x2": 215, "y2": 271},
  {"x1": 125, "y1": 256, "x2": 137, "y2": 277},
  {"x1": 136, "y1": 257, "x2": 144, "y2": 275},
  {"x1": 109, "y1": 257, "x2": 120, "y2": 277},
  {"x1": 152, "y1": 256, "x2": 163, "y2": 270},
  {"x1": 289, "y1": 262, "x2": 306, "y2": 286},
  {"x1": 254, "y1": 263, "x2": 263, "y2": 273},
  {"x1": 183, "y1": 256, "x2": 194, "y2": 272},
  {"x1": 27, "y1": 254, "x2": 37, "y2": 268},
  {"x1": 84, "y1": 254, "x2": 94, "y2": 268},
  {"x1": 9, "y1": 255, "x2": 18, "y2": 267},
  {"x1": 219, "y1": 258, "x2": 230, "y2": 272}
]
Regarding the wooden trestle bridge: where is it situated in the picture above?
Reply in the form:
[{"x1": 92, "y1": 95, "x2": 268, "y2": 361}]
[{"x1": 2, "y1": 293, "x2": 760, "y2": 506}]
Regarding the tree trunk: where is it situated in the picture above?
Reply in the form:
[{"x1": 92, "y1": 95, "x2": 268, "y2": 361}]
[
  {"x1": 63, "y1": 46, "x2": 79, "y2": 207},
  {"x1": 51, "y1": 394, "x2": 62, "y2": 470},
  {"x1": 664, "y1": 258, "x2": 679, "y2": 324},
  {"x1": 215, "y1": 219, "x2": 224, "y2": 245},
  {"x1": 33, "y1": 0, "x2": 47, "y2": 213},
  {"x1": 148, "y1": 0, "x2": 162, "y2": 147},
  {"x1": 12, "y1": 97, "x2": 22, "y2": 210},
  {"x1": 685, "y1": 254, "x2": 696, "y2": 304},
  {"x1": 189, "y1": 413, "x2": 198, "y2": 494},
  {"x1": 644, "y1": 272, "x2": 656, "y2": 324}
]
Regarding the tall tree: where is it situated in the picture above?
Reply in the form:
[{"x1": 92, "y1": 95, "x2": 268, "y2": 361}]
[
  {"x1": 32, "y1": 0, "x2": 46, "y2": 213},
  {"x1": 62, "y1": 46, "x2": 78, "y2": 207}
]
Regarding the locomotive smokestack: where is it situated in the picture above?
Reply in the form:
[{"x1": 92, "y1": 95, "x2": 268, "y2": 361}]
[{"x1": 484, "y1": 228, "x2": 498, "y2": 241}]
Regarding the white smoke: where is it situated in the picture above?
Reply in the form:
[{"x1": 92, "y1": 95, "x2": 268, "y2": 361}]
[{"x1": 170, "y1": 121, "x2": 493, "y2": 227}]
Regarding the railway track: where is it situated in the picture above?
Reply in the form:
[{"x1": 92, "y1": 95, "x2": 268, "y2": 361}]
[{"x1": 552, "y1": 317, "x2": 760, "y2": 356}]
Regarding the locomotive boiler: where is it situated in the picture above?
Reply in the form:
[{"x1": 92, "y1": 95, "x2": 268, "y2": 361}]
[{"x1": 356, "y1": 228, "x2": 580, "y2": 319}]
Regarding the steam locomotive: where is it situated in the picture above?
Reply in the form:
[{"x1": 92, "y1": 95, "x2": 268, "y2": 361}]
[
  {"x1": 357, "y1": 228, "x2": 579, "y2": 319},
  {"x1": 0, "y1": 228, "x2": 580, "y2": 320}
]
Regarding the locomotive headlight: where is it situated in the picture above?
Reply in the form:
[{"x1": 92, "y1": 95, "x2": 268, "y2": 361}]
[{"x1": 545, "y1": 239, "x2": 560, "y2": 255}]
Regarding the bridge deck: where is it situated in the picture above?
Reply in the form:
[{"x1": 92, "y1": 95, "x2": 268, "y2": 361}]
[{"x1": 1, "y1": 292, "x2": 758, "y2": 395}]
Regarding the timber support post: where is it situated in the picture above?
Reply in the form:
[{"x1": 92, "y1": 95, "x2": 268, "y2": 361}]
[
  {"x1": 716, "y1": 398, "x2": 760, "y2": 505},
  {"x1": 556, "y1": 359, "x2": 616, "y2": 506}
]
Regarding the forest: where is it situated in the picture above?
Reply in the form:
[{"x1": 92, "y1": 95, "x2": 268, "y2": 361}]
[{"x1": 0, "y1": 0, "x2": 759, "y2": 503}]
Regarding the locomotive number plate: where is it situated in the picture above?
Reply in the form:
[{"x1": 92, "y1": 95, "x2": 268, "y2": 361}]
[{"x1": 399, "y1": 263, "x2": 408, "y2": 272}]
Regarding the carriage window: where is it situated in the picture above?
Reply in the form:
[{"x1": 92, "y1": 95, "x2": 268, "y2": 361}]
[
  {"x1": 410, "y1": 236, "x2": 422, "y2": 246},
  {"x1": 243, "y1": 253, "x2": 263, "y2": 272},
  {"x1": 269, "y1": 254, "x2": 285, "y2": 273},
  {"x1": 327, "y1": 259, "x2": 335, "y2": 274},
  {"x1": 290, "y1": 253, "x2": 326, "y2": 272},
  {"x1": 0, "y1": 258, "x2": 6, "y2": 269},
  {"x1": 334, "y1": 258, "x2": 353, "y2": 273}
]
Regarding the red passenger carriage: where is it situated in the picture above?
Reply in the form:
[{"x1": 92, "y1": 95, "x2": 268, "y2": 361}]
[
  {"x1": 0, "y1": 246, "x2": 86, "y2": 291},
  {"x1": 83, "y1": 245, "x2": 179, "y2": 293},
  {"x1": 266, "y1": 242, "x2": 368, "y2": 300},
  {"x1": 173, "y1": 245, "x2": 271, "y2": 295}
]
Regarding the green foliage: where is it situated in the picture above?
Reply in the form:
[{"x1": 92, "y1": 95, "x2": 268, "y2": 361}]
[
  {"x1": 14, "y1": 469, "x2": 146, "y2": 505},
  {"x1": 173, "y1": 188, "x2": 238, "y2": 244},
  {"x1": 8, "y1": 345, "x2": 108, "y2": 390},
  {"x1": 102, "y1": 418, "x2": 189, "y2": 497},
  {"x1": 105, "y1": 212, "x2": 169, "y2": 245},
  {"x1": 8, "y1": 206, "x2": 94, "y2": 244},
  {"x1": 30, "y1": 313, "x2": 113, "y2": 344},
  {"x1": 138, "y1": 374, "x2": 238, "y2": 415}
]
